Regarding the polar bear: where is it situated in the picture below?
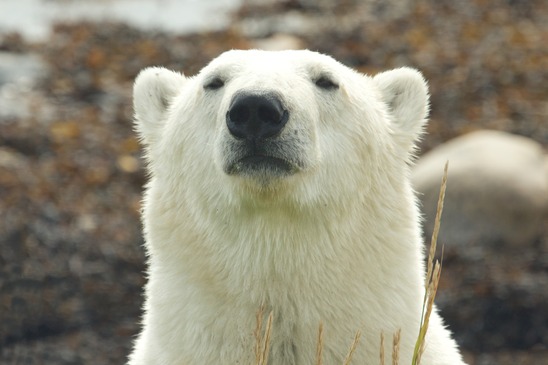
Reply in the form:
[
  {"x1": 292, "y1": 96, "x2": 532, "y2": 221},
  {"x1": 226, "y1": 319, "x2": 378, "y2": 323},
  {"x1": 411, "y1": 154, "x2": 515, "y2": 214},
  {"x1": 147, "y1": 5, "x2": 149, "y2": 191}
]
[{"x1": 128, "y1": 50, "x2": 465, "y2": 365}]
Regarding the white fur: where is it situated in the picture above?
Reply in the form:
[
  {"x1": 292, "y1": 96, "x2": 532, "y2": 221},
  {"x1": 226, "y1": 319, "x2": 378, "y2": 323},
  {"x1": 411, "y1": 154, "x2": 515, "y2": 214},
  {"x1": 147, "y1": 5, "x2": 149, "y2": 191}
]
[{"x1": 128, "y1": 50, "x2": 465, "y2": 365}]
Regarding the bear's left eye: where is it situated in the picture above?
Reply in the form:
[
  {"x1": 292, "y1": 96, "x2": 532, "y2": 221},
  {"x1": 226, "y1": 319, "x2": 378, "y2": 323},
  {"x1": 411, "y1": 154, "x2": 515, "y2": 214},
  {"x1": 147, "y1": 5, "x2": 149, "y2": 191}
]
[
  {"x1": 315, "y1": 76, "x2": 339, "y2": 90},
  {"x1": 204, "y1": 77, "x2": 225, "y2": 90}
]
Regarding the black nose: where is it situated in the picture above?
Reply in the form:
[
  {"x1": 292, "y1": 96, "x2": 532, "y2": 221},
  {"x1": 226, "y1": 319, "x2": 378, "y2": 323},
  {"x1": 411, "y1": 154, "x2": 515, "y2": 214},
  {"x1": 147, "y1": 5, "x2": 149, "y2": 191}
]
[{"x1": 226, "y1": 92, "x2": 289, "y2": 141}]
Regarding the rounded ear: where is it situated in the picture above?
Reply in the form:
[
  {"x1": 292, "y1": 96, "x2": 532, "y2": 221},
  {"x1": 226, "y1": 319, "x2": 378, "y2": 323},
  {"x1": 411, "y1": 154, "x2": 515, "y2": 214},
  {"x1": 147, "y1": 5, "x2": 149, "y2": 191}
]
[
  {"x1": 133, "y1": 67, "x2": 186, "y2": 145},
  {"x1": 373, "y1": 68, "x2": 429, "y2": 150}
]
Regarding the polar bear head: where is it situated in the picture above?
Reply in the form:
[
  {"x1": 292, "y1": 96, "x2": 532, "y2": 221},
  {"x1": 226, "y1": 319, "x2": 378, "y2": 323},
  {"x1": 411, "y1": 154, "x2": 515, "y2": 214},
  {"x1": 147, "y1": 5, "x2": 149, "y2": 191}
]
[{"x1": 133, "y1": 50, "x2": 428, "y2": 210}]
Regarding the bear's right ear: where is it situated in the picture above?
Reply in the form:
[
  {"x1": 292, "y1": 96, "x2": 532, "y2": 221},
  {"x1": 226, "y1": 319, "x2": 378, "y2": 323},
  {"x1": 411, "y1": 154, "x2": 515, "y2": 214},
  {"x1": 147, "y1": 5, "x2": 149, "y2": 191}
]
[
  {"x1": 133, "y1": 67, "x2": 186, "y2": 145},
  {"x1": 373, "y1": 68, "x2": 429, "y2": 150}
]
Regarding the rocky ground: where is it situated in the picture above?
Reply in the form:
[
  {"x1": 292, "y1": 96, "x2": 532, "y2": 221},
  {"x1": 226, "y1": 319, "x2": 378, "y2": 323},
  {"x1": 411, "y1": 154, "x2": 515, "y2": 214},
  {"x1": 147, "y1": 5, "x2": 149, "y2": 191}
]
[{"x1": 0, "y1": 0, "x2": 546, "y2": 364}]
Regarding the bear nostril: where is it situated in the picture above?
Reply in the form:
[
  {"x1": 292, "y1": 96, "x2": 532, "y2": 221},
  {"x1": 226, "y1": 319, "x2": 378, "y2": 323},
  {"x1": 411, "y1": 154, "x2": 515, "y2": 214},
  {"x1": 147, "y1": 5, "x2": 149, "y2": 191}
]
[
  {"x1": 227, "y1": 92, "x2": 288, "y2": 140},
  {"x1": 258, "y1": 105, "x2": 282, "y2": 124},
  {"x1": 229, "y1": 105, "x2": 250, "y2": 125}
]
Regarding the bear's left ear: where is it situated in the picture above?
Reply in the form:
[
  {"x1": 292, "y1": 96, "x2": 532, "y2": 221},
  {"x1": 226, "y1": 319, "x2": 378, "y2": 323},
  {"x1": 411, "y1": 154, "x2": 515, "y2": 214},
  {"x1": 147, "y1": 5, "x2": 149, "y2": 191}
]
[
  {"x1": 373, "y1": 68, "x2": 429, "y2": 149},
  {"x1": 133, "y1": 67, "x2": 186, "y2": 145}
]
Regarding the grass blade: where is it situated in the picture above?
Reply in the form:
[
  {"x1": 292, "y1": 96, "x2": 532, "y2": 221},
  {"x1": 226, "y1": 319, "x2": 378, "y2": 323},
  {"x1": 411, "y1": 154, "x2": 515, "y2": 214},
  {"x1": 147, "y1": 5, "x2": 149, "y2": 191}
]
[{"x1": 412, "y1": 161, "x2": 448, "y2": 365}]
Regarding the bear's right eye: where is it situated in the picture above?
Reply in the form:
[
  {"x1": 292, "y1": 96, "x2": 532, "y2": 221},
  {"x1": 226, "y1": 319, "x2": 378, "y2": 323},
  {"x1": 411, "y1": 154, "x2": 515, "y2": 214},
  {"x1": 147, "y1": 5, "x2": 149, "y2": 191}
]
[
  {"x1": 315, "y1": 76, "x2": 339, "y2": 90},
  {"x1": 204, "y1": 77, "x2": 225, "y2": 90}
]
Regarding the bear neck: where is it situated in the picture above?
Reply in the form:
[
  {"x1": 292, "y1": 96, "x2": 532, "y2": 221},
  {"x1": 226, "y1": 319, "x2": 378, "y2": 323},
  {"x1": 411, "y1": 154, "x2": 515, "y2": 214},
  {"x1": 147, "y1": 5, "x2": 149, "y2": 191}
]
[{"x1": 144, "y1": 176, "x2": 425, "y2": 307}]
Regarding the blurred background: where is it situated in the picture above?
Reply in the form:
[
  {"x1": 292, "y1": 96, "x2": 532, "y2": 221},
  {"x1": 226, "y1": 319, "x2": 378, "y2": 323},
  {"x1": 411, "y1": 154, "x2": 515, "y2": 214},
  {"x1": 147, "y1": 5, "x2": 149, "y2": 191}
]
[{"x1": 0, "y1": 0, "x2": 546, "y2": 364}]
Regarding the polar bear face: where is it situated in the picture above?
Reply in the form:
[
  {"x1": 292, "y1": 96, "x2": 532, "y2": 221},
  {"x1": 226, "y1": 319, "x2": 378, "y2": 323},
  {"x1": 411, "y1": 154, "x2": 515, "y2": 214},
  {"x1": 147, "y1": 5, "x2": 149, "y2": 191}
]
[{"x1": 134, "y1": 50, "x2": 429, "y2": 209}]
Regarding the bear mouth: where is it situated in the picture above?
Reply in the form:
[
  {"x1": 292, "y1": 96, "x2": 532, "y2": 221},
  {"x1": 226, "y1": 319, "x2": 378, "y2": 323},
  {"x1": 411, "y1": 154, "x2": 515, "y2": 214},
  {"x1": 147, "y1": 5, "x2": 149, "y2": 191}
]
[{"x1": 227, "y1": 155, "x2": 295, "y2": 177}]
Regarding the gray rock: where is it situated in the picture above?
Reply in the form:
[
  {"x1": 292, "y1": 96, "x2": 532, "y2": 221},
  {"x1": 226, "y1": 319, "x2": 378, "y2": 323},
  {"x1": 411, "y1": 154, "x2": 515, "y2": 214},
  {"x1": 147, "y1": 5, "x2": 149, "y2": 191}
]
[
  {"x1": 0, "y1": 52, "x2": 47, "y2": 86},
  {"x1": 251, "y1": 34, "x2": 305, "y2": 51},
  {"x1": 0, "y1": 52, "x2": 49, "y2": 120},
  {"x1": 413, "y1": 130, "x2": 547, "y2": 247}
]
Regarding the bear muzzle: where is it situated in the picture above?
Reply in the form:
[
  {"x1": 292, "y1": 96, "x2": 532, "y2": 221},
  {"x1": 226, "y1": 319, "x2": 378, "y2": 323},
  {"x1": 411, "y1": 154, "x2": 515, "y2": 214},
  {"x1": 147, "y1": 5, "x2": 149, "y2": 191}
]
[
  {"x1": 224, "y1": 91, "x2": 298, "y2": 179},
  {"x1": 223, "y1": 136, "x2": 298, "y2": 178}
]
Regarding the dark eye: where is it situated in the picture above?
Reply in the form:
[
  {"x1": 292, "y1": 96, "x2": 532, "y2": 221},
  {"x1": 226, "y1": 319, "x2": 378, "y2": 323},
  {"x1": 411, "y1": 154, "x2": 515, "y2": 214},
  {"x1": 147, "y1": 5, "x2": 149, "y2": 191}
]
[
  {"x1": 204, "y1": 77, "x2": 225, "y2": 90},
  {"x1": 315, "y1": 76, "x2": 339, "y2": 90}
]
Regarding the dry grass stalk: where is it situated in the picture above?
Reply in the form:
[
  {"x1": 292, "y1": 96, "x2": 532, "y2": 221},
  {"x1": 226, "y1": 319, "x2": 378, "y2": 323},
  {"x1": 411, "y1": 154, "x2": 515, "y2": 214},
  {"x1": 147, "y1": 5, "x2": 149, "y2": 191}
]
[
  {"x1": 316, "y1": 322, "x2": 324, "y2": 365},
  {"x1": 392, "y1": 329, "x2": 401, "y2": 365},
  {"x1": 254, "y1": 306, "x2": 264, "y2": 362},
  {"x1": 342, "y1": 330, "x2": 361, "y2": 365},
  {"x1": 412, "y1": 161, "x2": 448, "y2": 365},
  {"x1": 261, "y1": 312, "x2": 274, "y2": 365},
  {"x1": 380, "y1": 331, "x2": 385, "y2": 365},
  {"x1": 424, "y1": 161, "x2": 448, "y2": 289},
  {"x1": 254, "y1": 308, "x2": 274, "y2": 365},
  {"x1": 418, "y1": 261, "x2": 442, "y2": 364}
]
